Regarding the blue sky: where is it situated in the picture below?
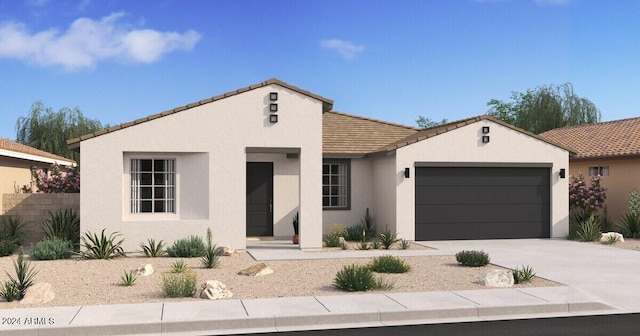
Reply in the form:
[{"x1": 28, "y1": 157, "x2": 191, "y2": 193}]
[{"x1": 1, "y1": 0, "x2": 640, "y2": 140}]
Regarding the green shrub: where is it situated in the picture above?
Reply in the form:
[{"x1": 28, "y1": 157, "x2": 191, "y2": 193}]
[
  {"x1": 80, "y1": 229, "x2": 126, "y2": 259},
  {"x1": 333, "y1": 264, "x2": 393, "y2": 292},
  {"x1": 398, "y1": 239, "x2": 411, "y2": 250},
  {"x1": 2, "y1": 248, "x2": 38, "y2": 301},
  {"x1": 630, "y1": 189, "x2": 640, "y2": 216},
  {"x1": 602, "y1": 234, "x2": 620, "y2": 245},
  {"x1": 576, "y1": 216, "x2": 602, "y2": 242},
  {"x1": 42, "y1": 209, "x2": 80, "y2": 250},
  {"x1": 0, "y1": 216, "x2": 26, "y2": 246},
  {"x1": 618, "y1": 213, "x2": 640, "y2": 239},
  {"x1": 167, "y1": 235, "x2": 206, "y2": 258},
  {"x1": 140, "y1": 238, "x2": 166, "y2": 257},
  {"x1": 201, "y1": 228, "x2": 221, "y2": 269},
  {"x1": 369, "y1": 255, "x2": 411, "y2": 273},
  {"x1": 356, "y1": 241, "x2": 371, "y2": 250},
  {"x1": 0, "y1": 235, "x2": 16, "y2": 257},
  {"x1": 378, "y1": 229, "x2": 399, "y2": 250},
  {"x1": 344, "y1": 224, "x2": 367, "y2": 242},
  {"x1": 371, "y1": 240, "x2": 381, "y2": 249},
  {"x1": 120, "y1": 270, "x2": 137, "y2": 286},
  {"x1": 162, "y1": 268, "x2": 198, "y2": 297},
  {"x1": 30, "y1": 237, "x2": 74, "y2": 260},
  {"x1": 455, "y1": 250, "x2": 490, "y2": 267},
  {"x1": 359, "y1": 207, "x2": 376, "y2": 237},
  {"x1": 171, "y1": 259, "x2": 188, "y2": 273},
  {"x1": 512, "y1": 265, "x2": 536, "y2": 284},
  {"x1": 598, "y1": 206, "x2": 614, "y2": 233},
  {"x1": 323, "y1": 224, "x2": 346, "y2": 247}
]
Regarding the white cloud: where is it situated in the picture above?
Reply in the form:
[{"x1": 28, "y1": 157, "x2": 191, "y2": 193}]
[
  {"x1": 0, "y1": 12, "x2": 201, "y2": 70},
  {"x1": 320, "y1": 39, "x2": 364, "y2": 60}
]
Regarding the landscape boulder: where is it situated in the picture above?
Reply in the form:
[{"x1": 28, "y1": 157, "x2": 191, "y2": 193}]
[
  {"x1": 198, "y1": 280, "x2": 233, "y2": 300},
  {"x1": 600, "y1": 232, "x2": 624, "y2": 243},
  {"x1": 482, "y1": 269, "x2": 514, "y2": 288},
  {"x1": 133, "y1": 264, "x2": 154, "y2": 276},
  {"x1": 238, "y1": 263, "x2": 274, "y2": 276},
  {"x1": 220, "y1": 246, "x2": 235, "y2": 256},
  {"x1": 20, "y1": 282, "x2": 55, "y2": 305}
]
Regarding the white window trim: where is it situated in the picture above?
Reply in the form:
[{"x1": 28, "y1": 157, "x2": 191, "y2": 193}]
[
  {"x1": 124, "y1": 154, "x2": 179, "y2": 221},
  {"x1": 322, "y1": 159, "x2": 351, "y2": 210},
  {"x1": 588, "y1": 166, "x2": 609, "y2": 177}
]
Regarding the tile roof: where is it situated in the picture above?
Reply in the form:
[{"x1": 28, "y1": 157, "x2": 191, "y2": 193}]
[
  {"x1": 67, "y1": 78, "x2": 334, "y2": 147},
  {"x1": 539, "y1": 117, "x2": 640, "y2": 159},
  {"x1": 0, "y1": 138, "x2": 74, "y2": 164},
  {"x1": 322, "y1": 111, "x2": 419, "y2": 155},
  {"x1": 377, "y1": 115, "x2": 574, "y2": 154}
]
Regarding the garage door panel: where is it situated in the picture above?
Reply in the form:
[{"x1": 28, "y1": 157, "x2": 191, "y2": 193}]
[
  {"x1": 416, "y1": 222, "x2": 549, "y2": 240},
  {"x1": 416, "y1": 185, "x2": 550, "y2": 205},
  {"x1": 416, "y1": 168, "x2": 550, "y2": 187},
  {"x1": 416, "y1": 204, "x2": 549, "y2": 223}
]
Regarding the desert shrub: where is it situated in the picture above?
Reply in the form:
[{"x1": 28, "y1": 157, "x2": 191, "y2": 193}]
[
  {"x1": 359, "y1": 207, "x2": 376, "y2": 237},
  {"x1": 167, "y1": 235, "x2": 206, "y2": 258},
  {"x1": 399, "y1": 239, "x2": 411, "y2": 250},
  {"x1": 323, "y1": 224, "x2": 346, "y2": 248},
  {"x1": 0, "y1": 234, "x2": 16, "y2": 257},
  {"x1": 576, "y1": 216, "x2": 602, "y2": 242},
  {"x1": 42, "y1": 209, "x2": 80, "y2": 250},
  {"x1": 0, "y1": 216, "x2": 27, "y2": 246},
  {"x1": 344, "y1": 224, "x2": 367, "y2": 242},
  {"x1": 333, "y1": 264, "x2": 394, "y2": 292},
  {"x1": 80, "y1": 229, "x2": 126, "y2": 259},
  {"x1": 618, "y1": 213, "x2": 640, "y2": 239},
  {"x1": 630, "y1": 190, "x2": 640, "y2": 216},
  {"x1": 455, "y1": 250, "x2": 490, "y2": 267},
  {"x1": 602, "y1": 234, "x2": 620, "y2": 245},
  {"x1": 201, "y1": 228, "x2": 221, "y2": 269},
  {"x1": 512, "y1": 265, "x2": 536, "y2": 284},
  {"x1": 30, "y1": 237, "x2": 74, "y2": 260},
  {"x1": 356, "y1": 241, "x2": 371, "y2": 250},
  {"x1": 162, "y1": 268, "x2": 198, "y2": 297},
  {"x1": 120, "y1": 270, "x2": 137, "y2": 286},
  {"x1": 378, "y1": 229, "x2": 399, "y2": 250},
  {"x1": 171, "y1": 259, "x2": 188, "y2": 273},
  {"x1": 569, "y1": 173, "x2": 606, "y2": 216},
  {"x1": 140, "y1": 238, "x2": 166, "y2": 257},
  {"x1": 369, "y1": 255, "x2": 411, "y2": 273},
  {"x1": 371, "y1": 240, "x2": 381, "y2": 249},
  {"x1": 1, "y1": 248, "x2": 38, "y2": 301},
  {"x1": 598, "y1": 206, "x2": 614, "y2": 233},
  {"x1": 33, "y1": 163, "x2": 80, "y2": 193}
]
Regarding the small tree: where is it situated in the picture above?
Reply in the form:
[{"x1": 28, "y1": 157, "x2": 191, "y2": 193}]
[
  {"x1": 33, "y1": 163, "x2": 80, "y2": 193},
  {"x1": 569, "y1": 173, "x2": 606, "y2": 216}
]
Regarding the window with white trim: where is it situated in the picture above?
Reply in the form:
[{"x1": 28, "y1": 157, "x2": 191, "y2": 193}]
[
  {"x1": 131, "y1": 159, "x2": 175, "y2": 213},
  {"x1": 588, "y1": 166, "x2": 609, "y2": 177},
  {"x1": 322, "y1": 160, "x2": 350, "y2": 209}
]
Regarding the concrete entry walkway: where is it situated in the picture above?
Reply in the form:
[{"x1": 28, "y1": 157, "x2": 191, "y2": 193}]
[{"x1": 0, "y1": 239, "x2": 634, "y2": 335}]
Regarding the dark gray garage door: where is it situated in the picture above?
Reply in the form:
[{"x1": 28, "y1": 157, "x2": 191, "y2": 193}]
[{"x1": 415, "y1": 167, "x2": 550, "y2": 240}]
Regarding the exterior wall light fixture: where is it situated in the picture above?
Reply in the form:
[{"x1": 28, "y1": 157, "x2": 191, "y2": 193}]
[
  {"x1": 404, "y1": 167, "x2": 410, "y2": 178},
  {"x1": 559, "y1": 168, "x2": 566, "y2": 178}
]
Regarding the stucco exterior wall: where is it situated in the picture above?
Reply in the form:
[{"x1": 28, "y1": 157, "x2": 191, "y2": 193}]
[
  {"x1": 569, "y1": 158, "x2": 640, "y2": 223},
  {"x1": 80, "y1": 84, "x2": 323, "y2": 251},
  {"x1": 395, "y1": 120, "x2": 570, "y2": 240},
  {"x1": 322, "y1": 158, "x2": 373, "y2": 234},
  {"x1": 372, "y1": 155, "x2": 397, "y2": 234}
]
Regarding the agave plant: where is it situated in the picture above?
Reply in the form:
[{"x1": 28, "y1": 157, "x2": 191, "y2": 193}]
[
  {"x1": 80, "y1": 229, "x2": 126, "y2": 259},
  {"x1": 42, "y1": 209, "x2": 80, "y2": 250},
  {"x1": 618, "y1": 213, "x2": 640, "y2": 239}
]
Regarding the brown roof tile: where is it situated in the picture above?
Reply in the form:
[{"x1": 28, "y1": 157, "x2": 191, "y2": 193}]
[
  {"x1": 67, "y1": 78, "x2": 334, "y2": 147},
  {"x1": 0, "y1": 138, "x2": 74, "y2": 163},
  {"x1": 539, "y1": 117, "x2": 640, "y2": 159},
  {"x1": 322, "y1": 111, "x2": 419, "y2": 155}
]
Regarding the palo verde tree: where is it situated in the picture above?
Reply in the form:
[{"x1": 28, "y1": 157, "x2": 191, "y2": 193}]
[
  {"x1": 15, "y1": 101, "x2": 105, "y2": 162},
  {"x1": 486, "y1": 83, "x2": 601, "y2": 134}
]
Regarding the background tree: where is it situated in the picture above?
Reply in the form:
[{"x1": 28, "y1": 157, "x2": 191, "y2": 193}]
[
  {"x1": 416, "y1": 116, "x2": 448, "y2": 129},
  {"x1": 486, "y1": 83, "x2": 601, "y2": 134},
  {"x1": 15, "y1": 101, "x2": 105, "y2": 162}
]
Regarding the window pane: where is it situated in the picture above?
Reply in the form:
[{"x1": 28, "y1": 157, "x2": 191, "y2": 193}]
[
  {"x1": 331, "y1": 175, "x2": 339, "y2": 185},
  {"x1": 322, "y1": 164, "x2": 329, "y2": 174},
  {"x1": 154, "y1": 200, "x2": 165, "y2": 212},
  {"x1": 141, "y1": 201, "x2": 152, "y2": 212},
  {"x1": 322, "y1": 186, "x2": 329, "y2": 196},
  {"x1": 323, "y1": 197, "x2": 329, "y2": 207},
  {"x1": 154, "y1": 173, "x2": 165, "y2": 185},
  {"x1": 330, "y1": 164, "x2": 338, "y2": 174},
  {"x1": 140, "y1": 173, "x2": 152, "y2": 185},
  {"x1": 154, "y1": 187, "x2": 165, "y2": 199},
  {"x1": 141, "y1": 187, "x2": 152, "y2": 199},
  {"x1": 140, "y1": 160, "x2": 152, "y2": 171},
  {"x1": 154, "y1": 160, "x2": 165, "y2": 172}
]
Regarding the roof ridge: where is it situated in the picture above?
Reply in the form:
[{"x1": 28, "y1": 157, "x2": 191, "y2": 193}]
[{"x1": 326, "y1": 111, "x2": 420, "y2": 131}]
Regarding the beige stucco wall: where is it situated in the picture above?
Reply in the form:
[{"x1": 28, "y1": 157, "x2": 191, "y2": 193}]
[
  {"x1": 394, "y1": 119, "x2": 570, "y2": 240},
  {"x1": 569, "y1": 158, "x2": 640, "y2": 223},
  {"x1": 371, "y1": 155, "x2": 397, "y2": 234},
  {"x1": 322, "y1": 158, "x2": 374, "y2": 234},
  {"x1": 0, "y1": 157, "x2": 36, "y2": 194},
  {"x1": 80, "y1": 84, "x2": 323, "y2": 251}
]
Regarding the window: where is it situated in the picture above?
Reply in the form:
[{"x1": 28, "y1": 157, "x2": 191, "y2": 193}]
[
  {"x1": 588, "y1": 166, "x2": 609, "y2": 177},
  {"x1": 322, "y1": 160, "x2": 350, "y2": 209},
  {"x1": 131, "y1": 159, "x2": 175, "y2": 213}
]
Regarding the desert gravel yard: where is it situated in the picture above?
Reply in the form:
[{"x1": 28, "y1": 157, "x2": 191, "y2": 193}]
[{"x1": 0, "y1": 239, "x2": 637, "y2": 309}]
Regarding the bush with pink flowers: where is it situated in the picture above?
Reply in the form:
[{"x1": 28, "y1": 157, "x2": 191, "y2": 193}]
[
  {"x1": 569, "y1": 173, "x2": 606, "y2": 215},
  {"x1": 33, "y1": 163, "x2": 80, "y2": 193}
]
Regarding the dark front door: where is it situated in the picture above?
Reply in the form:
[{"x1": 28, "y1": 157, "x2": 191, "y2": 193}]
[{"x1": 246, "y1": 162, "x2": 274, "y2": 236}]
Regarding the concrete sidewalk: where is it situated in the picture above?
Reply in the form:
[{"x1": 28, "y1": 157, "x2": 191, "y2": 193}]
[{"x1": 0, "y1": 239, "x2": 634, "y2": 335}]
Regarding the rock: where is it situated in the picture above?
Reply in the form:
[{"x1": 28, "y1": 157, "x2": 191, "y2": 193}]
[
  {"x1": 338, "y1": 237, "x2": 346, "y2": 245},
  {"x1": 238, "y1": 263, "x2": 274, "y2": 276},
  {"x1": 482, "y1": 269, "x2": 514, "y2": 288},
  {"x1": 198, "y1": 280, "x2": 233, "y2": 300},
  {"x1": 220, "y1": 246, "x2": 235, "y2": 256},
  {"x1": 601, "y1": 232, "x2": 624, "y2": 243},
  {"x1": 133, "y1": 264, "x2": 154, "y2": 276},
  {"x1": 20, "y1": 282, "x2": 54, "y2": 305}
]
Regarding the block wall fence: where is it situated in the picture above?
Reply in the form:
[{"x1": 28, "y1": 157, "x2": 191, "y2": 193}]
[{"x1": 1, "y1": 193, "x2": 80, "y2": 248}]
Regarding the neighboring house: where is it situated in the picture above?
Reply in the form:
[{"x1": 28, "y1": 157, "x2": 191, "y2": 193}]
[
  {"x1": 540, "y1": 117, "x2": 640, "y2": 222},
  {"x1": 68, "y1": 78, "x2": 571, "y2": 251},
  {"x1": 0, "y1": 138, "x2": 75, "y2": 195}
]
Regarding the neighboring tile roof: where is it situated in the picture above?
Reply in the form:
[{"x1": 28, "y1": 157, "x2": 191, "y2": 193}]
[
  {"x1": 67, "y1": 78, "x2": 334, "y2": 147},
  {"x1": 322, "y1": 111, "x2": 419, "y2": 155},
  {"x1": 539, "y1": 117, "x2": 640, "y2": 159},
  {"x1": 0, "y1": 138, "x2": 74, "y2": 164},
  {"x1": 377, "y1": 115, "x2": 574, "y2": 154}
]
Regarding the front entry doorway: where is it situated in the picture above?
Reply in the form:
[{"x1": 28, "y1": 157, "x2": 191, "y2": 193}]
[{"x1": 246, "y1": 162, "x2": 274, "y2": 236}]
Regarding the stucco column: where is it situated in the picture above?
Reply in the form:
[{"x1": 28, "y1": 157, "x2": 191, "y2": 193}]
[{"x1": 298, "y1": 150, "x2": 323, "y2": 250}]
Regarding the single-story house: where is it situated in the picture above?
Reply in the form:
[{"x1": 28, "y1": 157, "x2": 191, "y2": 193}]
[
  {"x1": 68, "y1": 78, "x2": 571, "y2": 251},
  {"x1": 539, "y1": 117, "x2": 640, "y2": 222},
  {"x1": 0, "y1": 138, "x2": 75, "y2": 194}
]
